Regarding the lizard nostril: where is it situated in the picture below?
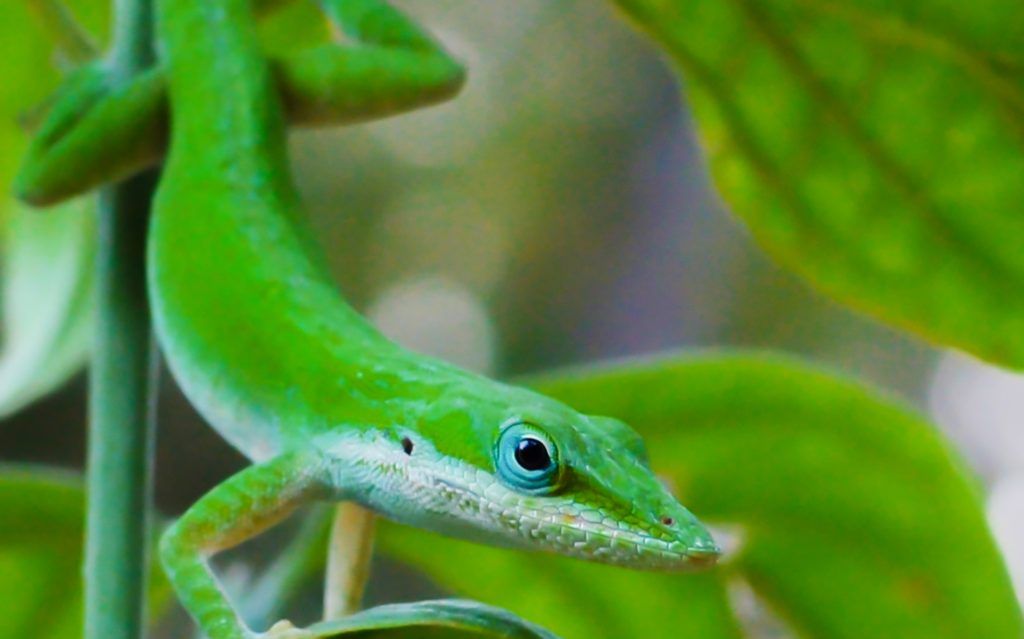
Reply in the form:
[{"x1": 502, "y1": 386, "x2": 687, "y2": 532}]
[
  {"x1": 661, "y1": 516, "x2": 674, "y2": 526},
  {"x1": 401, "y1": 437, "x2": 414, "y2": 455}
]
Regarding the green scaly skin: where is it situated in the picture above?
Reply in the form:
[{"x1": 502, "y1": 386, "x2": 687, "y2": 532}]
[{"x1": 18, "y1": 1, "x2": 720, "y2": 638}]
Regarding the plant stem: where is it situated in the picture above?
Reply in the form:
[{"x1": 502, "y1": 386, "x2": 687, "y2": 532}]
[
  {"x1": 83, "y1": 1, "x2": 157, "y2": 638},
  {"x1": 324, "y1": 503, "x2": 376, "y2": 619},
  {"x1": 109, "y1": 0, "x2": 155, "y2": 77}
]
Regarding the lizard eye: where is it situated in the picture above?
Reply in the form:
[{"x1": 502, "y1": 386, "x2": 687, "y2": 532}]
[{"x1": 495, "y1": 421, "x2": 561, "y2": 494}]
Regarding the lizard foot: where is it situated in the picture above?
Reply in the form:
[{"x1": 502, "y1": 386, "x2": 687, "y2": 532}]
[{"x1": 261, "y1": 619, "x2": 316, "y2": 639}]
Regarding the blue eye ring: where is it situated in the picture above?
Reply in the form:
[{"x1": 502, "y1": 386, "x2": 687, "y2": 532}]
[{"x1": 495, "y1": 420, "x2": 561, "y2": 495}]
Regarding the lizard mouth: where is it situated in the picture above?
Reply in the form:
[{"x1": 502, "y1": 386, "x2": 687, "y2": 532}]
[
  {"x1": 487, "y1": 500, "x2": 720, "y2": 570},
  {"x1": 425, "y1": 469, "x2": 720, "y2": 570},
  {"x1": 328, "y1": 433, "x2": 719, "y2": 570}
]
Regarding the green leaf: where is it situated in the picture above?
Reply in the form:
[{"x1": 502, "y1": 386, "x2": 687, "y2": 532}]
[
  {"x1": 611, "y1": 0, "x2": 1024, "y2": 367},
  {"x1": 0, "y1": 466, "x2": 169, "y2": 638},
  {"x1": 307, "y1": 599, "x2": 561, "y2": 638},
  {"x1": 0, "y1": 201, "x2": 94, "y2": 417},
  {"x1": 375, "y1": 353, "x2": 1022, "y2": 638}
]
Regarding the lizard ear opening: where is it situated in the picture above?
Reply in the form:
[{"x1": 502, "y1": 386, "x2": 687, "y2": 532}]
[{"x1": 590, "y1": 415, "x2": 650, "y2": 466}]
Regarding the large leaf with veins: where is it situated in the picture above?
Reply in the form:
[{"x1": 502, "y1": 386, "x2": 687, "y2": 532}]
[{"x1": 611, "y1": 0, "x2": 1024, "y2": 368}]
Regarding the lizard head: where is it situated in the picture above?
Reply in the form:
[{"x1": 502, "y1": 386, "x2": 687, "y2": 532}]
[
  {"x1": 478, "y1": 410, "x2": 720, "y2": 570},
  {"x1": 350, "y1": 376, "x2": 720, "y2": 571}
]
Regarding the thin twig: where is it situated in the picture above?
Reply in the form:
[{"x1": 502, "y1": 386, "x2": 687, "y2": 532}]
[{"x1": 24, "y1": 0, "x2": 98, "y2": 65}]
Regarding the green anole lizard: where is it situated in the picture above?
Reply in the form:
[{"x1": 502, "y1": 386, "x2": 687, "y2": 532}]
[{"x1": 16, "y1": 1, "x2": 720, "y2": 638}]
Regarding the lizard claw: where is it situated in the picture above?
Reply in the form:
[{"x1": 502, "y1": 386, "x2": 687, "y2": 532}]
[{"x1": 261, "y1": 619, "x2": 315, "y2": 639}]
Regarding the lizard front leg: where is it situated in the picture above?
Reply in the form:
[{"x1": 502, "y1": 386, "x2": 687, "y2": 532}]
[{"x1": 160, "y1": 451, "x2": 330, "y2": 639}]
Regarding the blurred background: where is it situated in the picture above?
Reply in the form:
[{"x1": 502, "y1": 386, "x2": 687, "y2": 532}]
[{"x1": 0, "y1": 0, "x2": 1021, "y2": 634}]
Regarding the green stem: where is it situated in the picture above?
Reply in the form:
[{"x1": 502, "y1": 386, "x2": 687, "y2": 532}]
[
  {"x1": 83, "y1": 1, "x2": 157, "y2": 638},
  {"x1": 109, "y1": 0, "x2": 155, "y2": 77}
]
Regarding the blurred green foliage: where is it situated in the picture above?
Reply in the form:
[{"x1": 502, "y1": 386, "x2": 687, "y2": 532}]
[
  {"x1": 0, "y1": 466, "x2": 171, "y2": 638},
  {"x1": 1, "y1": 1, "x2": 1023, "y2": 638},
  {"x1": 0, "y1": 468, "x2": 84, "y2": 638}
]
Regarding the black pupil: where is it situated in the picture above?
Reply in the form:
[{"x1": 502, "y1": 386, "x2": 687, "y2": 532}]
[{"x1": 514, "y1": 437, "x2": 551, "y2": 472}]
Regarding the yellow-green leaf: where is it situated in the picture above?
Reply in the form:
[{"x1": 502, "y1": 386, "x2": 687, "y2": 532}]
[
  {"x1": 0, "y1": 467, "x2": 83, "y2": 638},
  {"x1": 612, "y1": 0, "x2": 1024, "y2": 367}
]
